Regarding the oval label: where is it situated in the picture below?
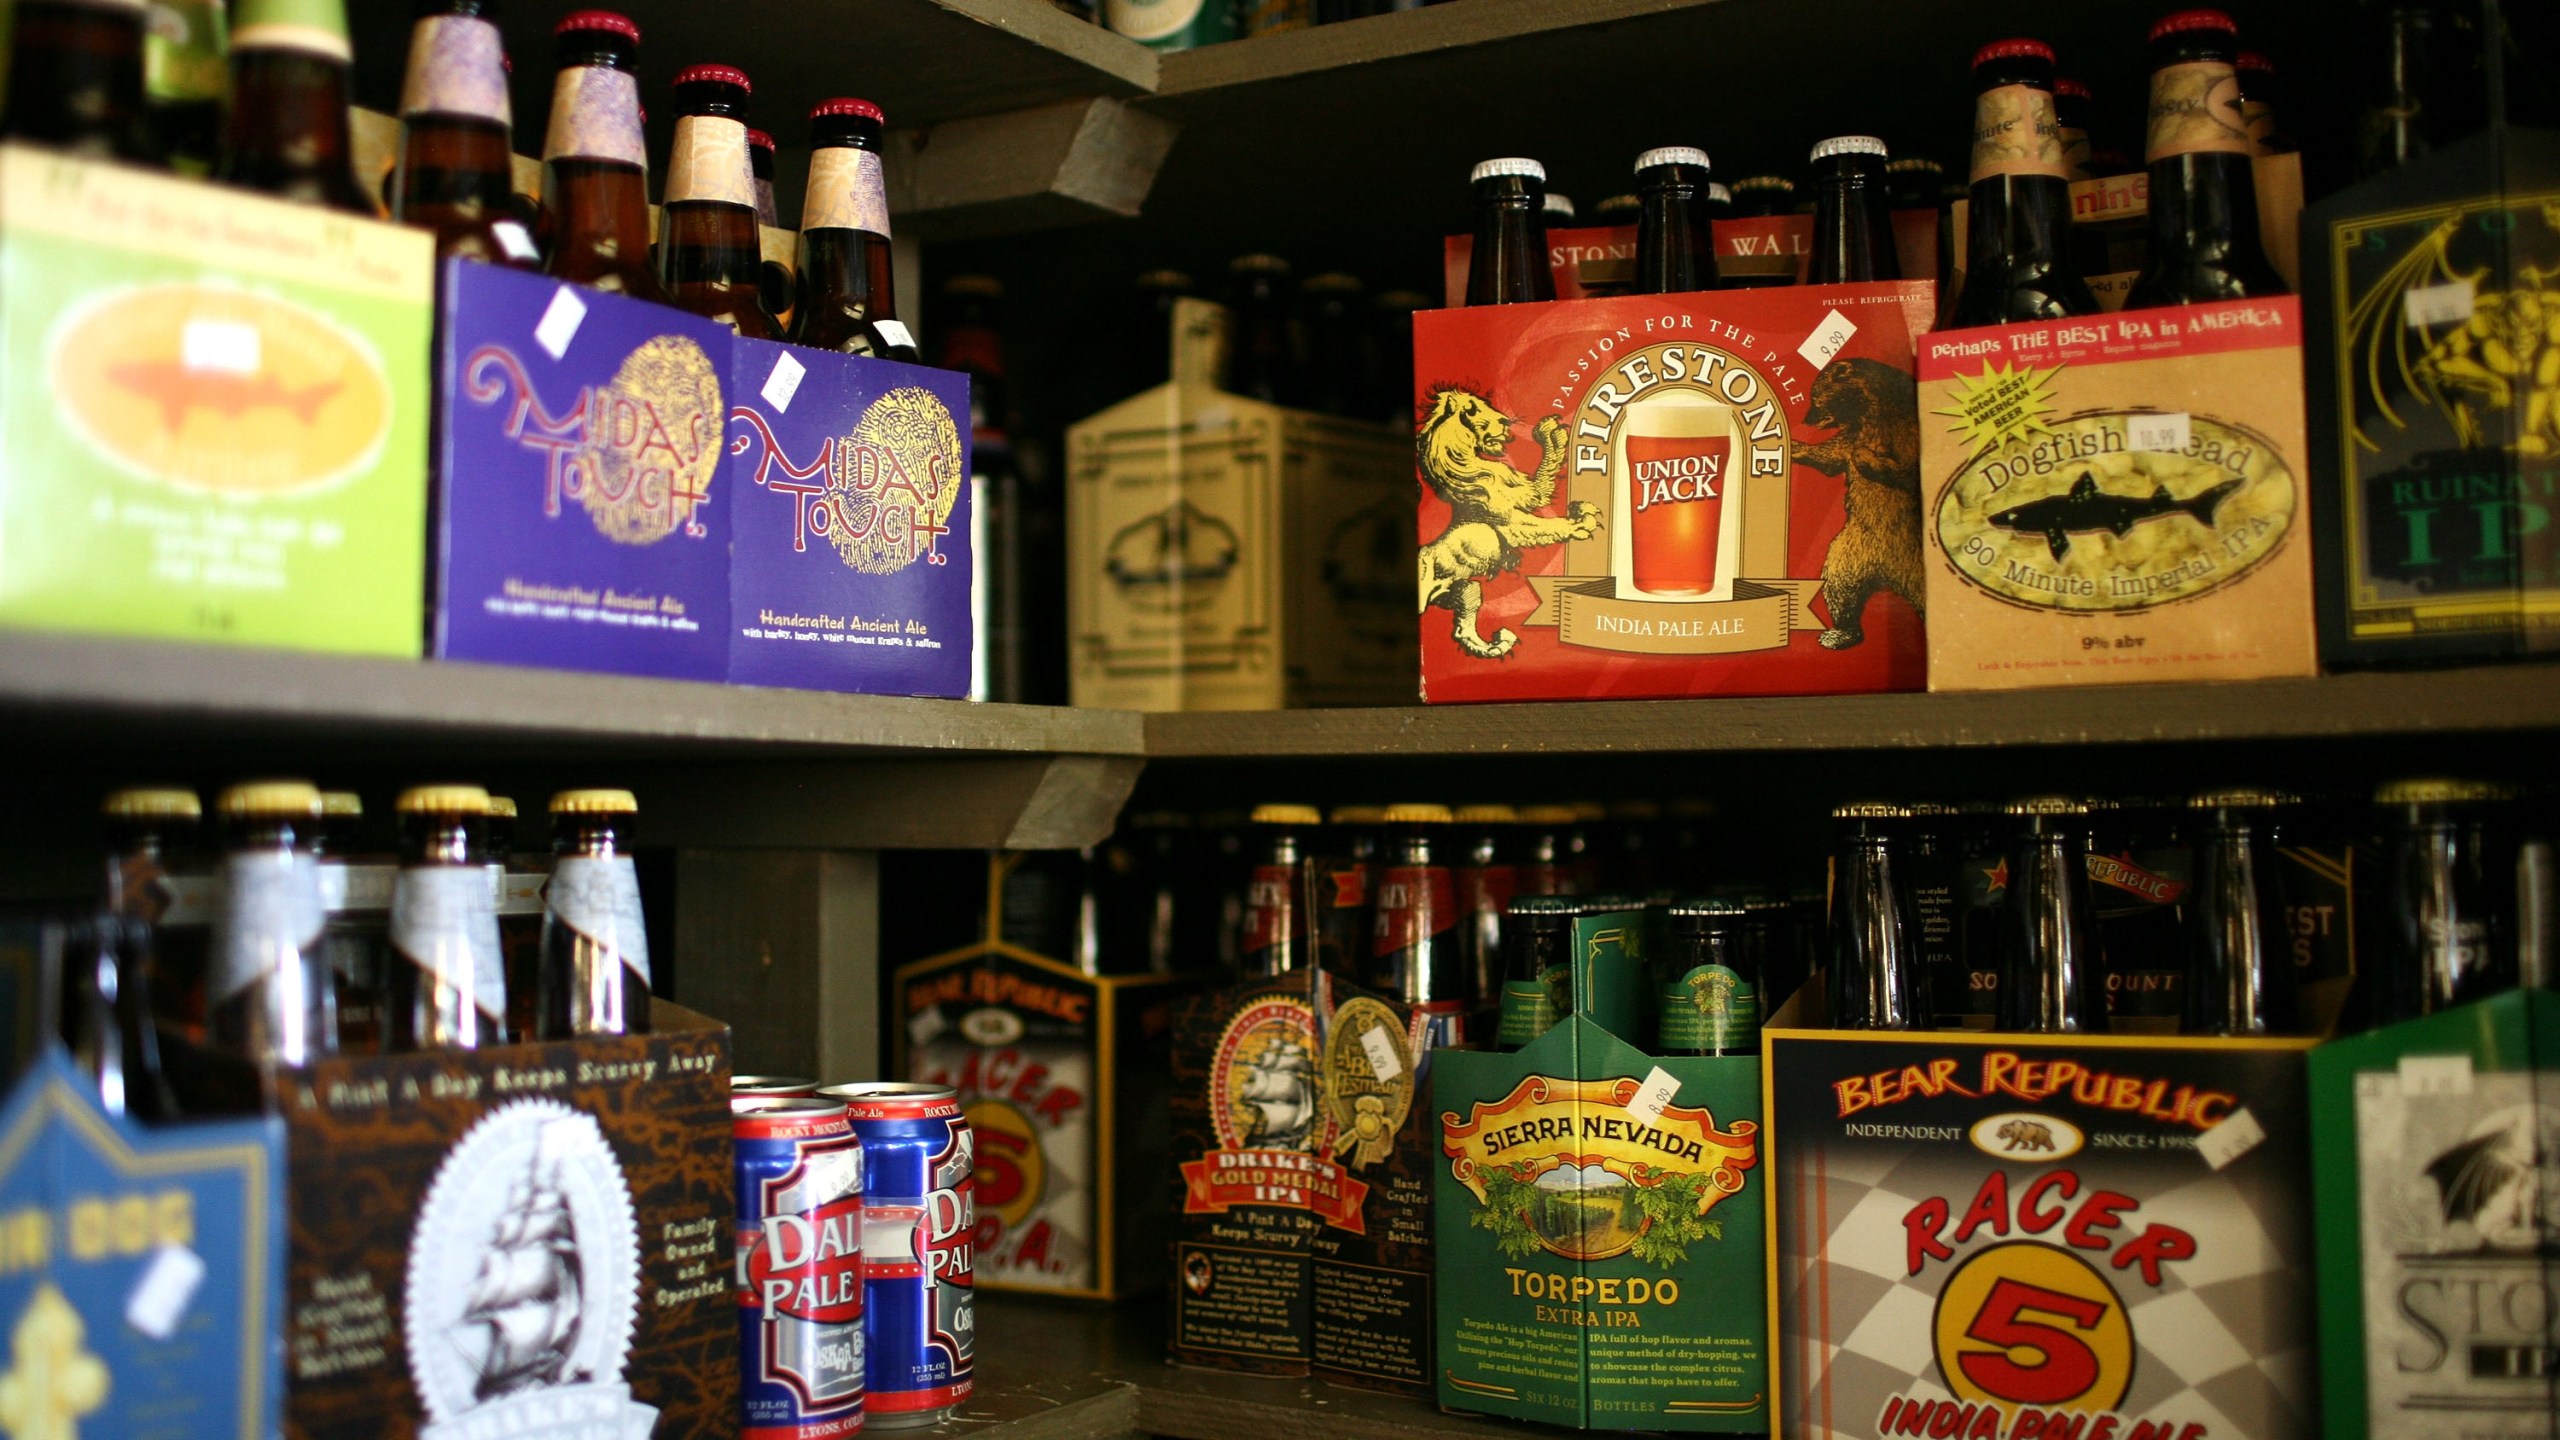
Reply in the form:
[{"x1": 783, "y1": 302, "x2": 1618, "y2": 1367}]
[
  {"x1": 1933, "y1": 409, "x2": 2295, "y2": 612},
  {"x1": 957, "y1": 1006, "x2": 1023, "y2": 1047},
  {"x1": 49, "y1": 282, "x2": 393, "y2": 498},
  {"x1": 1968, "y1": 1111, "x2": 2085, "y2": 1162}
]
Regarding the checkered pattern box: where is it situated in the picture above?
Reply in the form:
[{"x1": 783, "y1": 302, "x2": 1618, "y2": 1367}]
[{"x1": 1764, "y1": 1030, "x2": 2317, "y2": 1440}]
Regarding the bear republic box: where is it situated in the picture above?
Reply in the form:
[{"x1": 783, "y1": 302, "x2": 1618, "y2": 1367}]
[
  {"x1": 892, "y1": 853, "x2": 1196, "y2": 1300},
  {"x1": 0, "y1": 145, "x2": 431, "y2": 654},
  {"x1": 0, "y1": 1048, "x2": 285, "y2": 1440},
  {"x1": 1168, "y1": 966, "x2": 1454, "y2": 1392},
  {"x1": 728, "y1": 336, "x2": 973, "y2": 697},
  {"x1": 1068, "y1": 297, "x2": 1410, "y2": 711},
  {"x1": 1434, "y1": 1014, "x2": 1768, "y2": 1431},
  {"x1": 1916, "y1": 298, "x2": 2319, "y2": 691},
  {"x1": 1412, "y1": 282, "x2": 1934, "y2": 703},
  {"x1": 2309, "y1": 988, "x2": 2558, "y2": 1440},
  {"x1": 433, "y1": 260, "x2": 730, "y2": 680},
  {"x1": 1765, "y1": 1027, "x2": 2319, "y2": 1440}
]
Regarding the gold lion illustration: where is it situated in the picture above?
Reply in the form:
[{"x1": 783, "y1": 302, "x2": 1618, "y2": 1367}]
[
  {"x1": 1417, "y1": 386, "x2": 1602, "y2": 658},
  {"x1": 2414, "y1": 266, "x2": 2560, "y2": 457}
]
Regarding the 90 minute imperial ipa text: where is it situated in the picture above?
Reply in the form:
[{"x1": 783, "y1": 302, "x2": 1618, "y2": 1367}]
[{"x1": 1620, "y1": 390, "x2": 1737, "y2": 597}]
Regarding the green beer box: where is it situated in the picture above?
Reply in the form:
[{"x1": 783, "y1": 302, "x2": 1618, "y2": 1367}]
[
  {"x1": 1436, "y1": 897, "x2": 1770, "y2": 1431},
  {"x1": 2309, "y1": 988, "x2": 2558, "y2": 1440},
  {"x1": 0, "y1": 146, "x2": 432, "y2": 653}
]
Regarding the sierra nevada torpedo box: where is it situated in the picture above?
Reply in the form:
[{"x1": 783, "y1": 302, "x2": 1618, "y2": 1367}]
[
  {"x1": 1764, "y1": 1028, "x2": 2319, "y2": 1440},
  {"x1": 1169, "y1": 965, "x2": 1451, "y2": 1391},
  {"x1": 1434, "y1": 1014, "x2": 1769, "y2": 1431},
  {"x1": 2308, "y1": 989, "x2": 2558, "y2": 1440},
  {"x1": 892, "y1": 854, "x2": 1196, "y2": 1301},
  {"x1": 0, "y1": 145, "x2": 432, "y2": 655},
  {"x1": 728, "y1": 335, "x2": 973, "y2": 697},
  {"x1": 1916, "y1": 298, "x2": 2319, "y2": 691},
  {"x1": 1410, "y1": 281, "x2": 1933, "y2": 703}
]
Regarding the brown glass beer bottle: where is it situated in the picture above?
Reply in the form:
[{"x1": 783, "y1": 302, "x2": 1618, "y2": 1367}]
[
  {"x1": 658, "y1": 63, "x2": 780, "y2": 338},
  {"x1": 538, "y1": 789, "x2": 651, "y2": 1037},
  {"x1": 1631, "y1": 146, "x2": 1715, "y2": 295},
  {"x1": 208, "y1": 781, "x2": 337, "y2": 1065},
  {"x1": 214, "y1": 0, "x2": 373, "y2": 214},
  {"x1": 540, "y1": 10, "x2": 668, "y2": 301},
  {"x1": 2, "y1": 0, "x2": 152, "y2": 162},
  {"x1": 1806, "y1": 136, "x2": 1901, "y2": 284},
  {"x1": 2125, "y1": 10, "x2": 2287, "y2": 310},
  {"x1": 394, "y1": 0, "x2": 538, "y2": 267},
  {"x1": 1996, "y1": 798, "x2": 2108, "y2": 1033},
  {"x1": 790, "y1": 98, "x2": 920, "y2": 361},
  {"x1": 1463, "y1": 158, "x2": 1555, "y2": 305},
  {"x1": 1828, "y1": 803, "x2": 1926, "y2": 1029},
  {"x1": 385, "y1": 785, "x2": 509, "y2": 1051},
  {"x1": 1950, "y1": 38, "x2": 2098, "y2": 326}
]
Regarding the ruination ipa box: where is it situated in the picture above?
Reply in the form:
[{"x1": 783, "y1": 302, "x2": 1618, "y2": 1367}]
[
  {"x1": 1765, "y1": 1029, "x2": 2318, "y2": 1440},
  {"x1": 2309, "y1": 989, "x2": 2558, "y2": 1440},
  {"x1": 1917, "y1": 299, "x2": 2319, "y2": 691},
  {"x1": 1411, "y1": 282, "x2": 1933, "y2": 703}
]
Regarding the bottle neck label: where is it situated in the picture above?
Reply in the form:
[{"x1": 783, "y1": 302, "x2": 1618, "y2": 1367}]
[
  {"x1": 2144, "y1": 60, "x2": 2253, "y2": 163},
  {"x1": 544, "y1": 64, "x2": 646, "y2": 167},
  {"x1": 804, "y1": 146, "x2": 892, "y2": 238},
  {"x1": 1242, "y1": 864, "x2": 1303, "y2": 952},
  {"x1": 665, "y1": 114, "x2": 756, "y2": 209},
  {"x1": 548, "y1": 854, "x2": 651, "y2": 982},
  {"x1": 233, "y1": 20, "x2": 351, "y2": 63},
  {"x1": 1372, "y1": 865, "x2": 1454, "y2": 958},
  {"x1": 400, "y1": 14, "x2": 509, "y2": 125},
  {"x1": 1459, "y1": 863, "x2": 1517, "y2": 917},
  {"x1": 391, "y1": 865, "x2": 507, "y2": 1020},
  {"x1": 2058, "y1": 124, "x2": 2093, "y2": 181},
  {"x1": 214, "y1": 850, "x2": 324, "y2": 1004},
  {"x1": 1658, "y1": 963, "x2": 1758, "y2": 1049},
  {"x1": 1969, "y1": 83, "x2": 2070, "y2": 182},
  {"x1": 2241, "y1": 100, "x2": 2276, "y2": 156}
]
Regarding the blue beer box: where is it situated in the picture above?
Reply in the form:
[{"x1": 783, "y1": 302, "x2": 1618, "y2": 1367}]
[
  {"x1": 431, "y1": 259, "x2": 732, "y2": 681},
  {"x1": 727, "y1": 336, "x2": 973, "y2": 697}
]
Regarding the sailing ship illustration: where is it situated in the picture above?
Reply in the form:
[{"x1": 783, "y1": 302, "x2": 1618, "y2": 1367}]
[
  {"x1": 453, "y1": 1131, "x2": 590, "y2": 1402},
  {"x1": 1233, "y1": 1033, "x2": 1320, "y2": 1151}
]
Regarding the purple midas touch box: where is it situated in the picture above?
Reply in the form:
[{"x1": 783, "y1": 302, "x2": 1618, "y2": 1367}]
[
  {"x1": 432, "y1": 259, "x2": 730, "y2": 679},
  {"x1": 727, "y1": 334, "x2": 972, "y2": 697}
]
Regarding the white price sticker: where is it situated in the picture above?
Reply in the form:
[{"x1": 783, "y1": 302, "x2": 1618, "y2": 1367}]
[
  {"x1": 2403, "y1": 279, "x2": 2476, "y2": 329},
  {"x1": 182, "y1": 319, "x2": 261, "y2": 375},
  {"x1": 534, "y1": 285, "x2": 589, "y2": 360},
  {"x1": 1797, "y1": 309, "x2": 1858, "y2": 370},
  {"x1": 125, "y1": 1244, "x2": 206, "y2": 1340},
  {"x1": 1360, "y1": 1024, "x2": 1405, "y2": 1082},
  {"x1": 2127, "y1": 411, "x2": 2192, "y2": 453},
  {"x1": 492, "y1": 219, "x2": 540, "y2": 263},
  {"x1": 2196, "y1": 1105, "x2": 2266, "y2": 1172},
  {"x1": 873, "y1": 319, "x2": 916, "y2": 355},
  {"x1": 2398, "y1": 1053, "x2": 2474, "y2": 1097},
  {"x1": 761, "y1": 351, "x2": 808, "y2": 412},
  {"x1": 907, "y1": 1007, "x2": 948, "y2": 1046},
  {"x1": 1626, "y1": 1066, "x2": 1680, "y2": 1126}
]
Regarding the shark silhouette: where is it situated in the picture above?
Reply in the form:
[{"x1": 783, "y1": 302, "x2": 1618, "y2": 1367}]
[
  {"x1": 1988, "y1": 471, "x2": 2244, "y2": 560},
  {"x1": 107, "y1": 360, "x2": 342, "y2": 433}
]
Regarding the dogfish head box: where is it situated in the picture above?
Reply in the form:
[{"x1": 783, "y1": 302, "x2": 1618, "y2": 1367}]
[
  {"x1": 433, "y1": 261, "x2": 731, "y2": 680},
  {"x1": 1412, "y1": 283, "x2": 1934, "y2": 703},
  {"x1": 728, "y1": 336, "x2": 973, "y2": 697}
]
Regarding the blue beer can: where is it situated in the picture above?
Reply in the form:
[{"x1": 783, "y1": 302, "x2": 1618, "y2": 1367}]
[
  {"x1": 734, "y1": 1096, "x2": 866, "y2": 1439},
  {"x1": 818, "y1": 1082, "x2": 974, "y2": 1429}
]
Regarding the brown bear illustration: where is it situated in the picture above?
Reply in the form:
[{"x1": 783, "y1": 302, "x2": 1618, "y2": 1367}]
[{"x1": 1793, "y1": 355, "x2": 1925, "y2": 649}]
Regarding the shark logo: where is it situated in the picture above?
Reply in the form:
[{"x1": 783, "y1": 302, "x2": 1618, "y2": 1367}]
[{"x1": 1988, "y1": 472, "x2": 2243, "y2": 560}]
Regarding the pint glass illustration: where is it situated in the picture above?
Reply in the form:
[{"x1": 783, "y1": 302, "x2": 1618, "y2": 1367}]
[{"x1": 1618, "y1": 392, "x2": 1738, "y2": 599}]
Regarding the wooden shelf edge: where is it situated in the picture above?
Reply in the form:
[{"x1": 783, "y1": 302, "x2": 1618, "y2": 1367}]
[{"x1": 928, "y1": 0, "x2": 1163, "y2": 99}]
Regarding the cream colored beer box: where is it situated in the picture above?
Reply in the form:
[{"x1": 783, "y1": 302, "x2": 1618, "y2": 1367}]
[{"x1": 1917, "y1": 297, "x2": 2318, "y2": 689}]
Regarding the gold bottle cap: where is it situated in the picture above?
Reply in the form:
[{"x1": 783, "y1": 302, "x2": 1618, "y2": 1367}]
[
  {"x1": 1328, "y1": 805, "x2": 1386, "y2": 826},
  {"x1": 102, "y1": 787, "x2": 200, "y2": 820},
  {"x1": 398, "y1": 784, "x2": 491, "y2": 815},
  {"x1": 551, "y1": 788, "x2": 640, "y2": 815},
  {"x1": 1517, "y1": 804, "x2": 1580, "y2": 826},
  {"x1": 1904, "y1": 801, "x2": 1960, "y2": 818},
  {"x1": 1382, "y1": 803, "x2": 1453, "y2": 825},
  {"x1": 2005, "y1": 796, "x2": 2089, "y2": 817},
  {"x1": 2189, "y1": 787, "x2": 2284, "y2": 810},
  {"x1": 1250, "y1": 803, "x2": 1323, "y2": 826},
  {"x1": 320, "y1": 791, "x2": 363, "y2": 817},
  {"x1": 2373, "y1": 777, "x2": 2499, "y2": 805},
  {"x1": 219, "y1": 780, "x2": 323, "y2": 818},
  {"x1": 1832, "y1": 801, "x2": 1908, "y2": 820},
  {"x1": 485, "y1": 795, "x2": 518, "y2": 819},
  {"x1": 1452, "y1": 804, "x2": 1520, "y2": 824}
]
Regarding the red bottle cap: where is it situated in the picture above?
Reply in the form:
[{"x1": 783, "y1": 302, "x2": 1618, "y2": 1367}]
[
  {"x1": 1972, "y1": 37, "x2": 2055, "y2": 68},
  {"x1": 811, "y1": 97, "x2": 885, "y2": 123},
  {"x1": 2055, "y1": 76, "x2": 2092, "y2": 100},
  {"x1": 672, "y1": 63, "x2": 752, "y2": 94},
  {"x1": 2150, "y1": 8, "x2": 2238, "y2": 41},
  {"x1": 556, "y1": 10, "x2": 640, "y2": 43},
  {"x1": 747, "y1": 128, "x2": 775, "y2": 151}
]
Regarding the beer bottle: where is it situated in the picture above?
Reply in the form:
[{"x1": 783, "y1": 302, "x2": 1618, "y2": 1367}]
[
  {"x1": 658, "y1": 64, "x2": 780, "y2": 339},
  {"x1": 143, "y1": 0, "x2": 229, "y2": 174},
  {"x1": 2519, "y1": 797, "x2": 2554, "y2": 992},
  {"x1": 2124, "y1": 10, "x2": 2288, "y2": 312},
  {"x1": 2369, "y1": 778, "x2": 2513, "y2": 1023},
  {"x1": 2087, "y1": 796, "x2": 2189, "y2": 1034},
  {"x1": 1631, "y1": 146, "x2": 1715, "y2": 296},
  {"x1": 1463, "y1": 158, "x2": 1556, "y2": 306},
  {"x1": 2355, "y1": 1, "x2": 2477, "y2": 180},
  {"x1": 1703, "y1": 182, "x2": 1734, "y2": 223},
  {"x1": 1593, "y1": 192, "x2": 1640, "y2": 226},
  {"x1": 538, "y1": 788, "x2": 650, "y2": 1037},
  {"x1": 1453, "y1": 804, "x2": 1520, "y2": 1009},
  {"x1": 1544, "y1": 192, "x2": 1577, "y2": 227},
  {"x1": 747, "y1": 126, "x2": 779, "y2": 227},
  {"x1": 791, "y1": 99, "x2": 920, "y2": 361},
  {"x1": 313, "y1": 790, "x2": 392, "y2": 1054},
  {"x1": 56, "y1": 912, "x2": 170, "y2": 1118},
  {"x1": 214, "y1": 0, "x2": 372, "y2": 214},
  {"x1": 1372, "y1": 804, "x2": 1461, "y2": 1018},
  {"x1": 208, "y1": 781, "x2": 336, "y2": 1065},
  {"x1": 1496, "y1": 896, "x2": 1578, "y2": 1051},
  {"x1": 1299, "y1": 272, "x2": 1378, "y2": 419},
  {"x1": 1950, "y1": 39, "x2": 2099, "y2": 327},
  {"x1": 540, "y1": 10, "x2": 667, "y2": 301},
  {"x1": 1123, "y1": 268, "x2": 1194, "y2": 393},
  {"x1": 385, "y1": 785, "x2": 507, "y2": 1051},
  {"x1": 1806, "y1": 136, "x2": 1902, "y2": 284},
  {"x1": 1240, "y1": 805, "x2": 1318, "y2": 978},
  {"x1": 1996, "y1": 798, "x2": 2107, "y2": 1034},
  {"x1": 102, "y1": 788, "x2": 205, "y2": 1033},
  {"x1": 2235, "y1": 52, "x2": 2291, "y2": 156},
  {"x1": 2054, "y1": 77, "x2": 2098, "y2": 179},
  {"x1": 1904, "y1": 802, "x2": 1969, "y2": 1029},
  {"x1": 2, "y1": 0, "x2": 151, "y2": 161},
  {"x1": 1655, "y1": 899, "x2": 1758, "y2": 1056},
  {"x1": 2182, "y1": 789, "x2": 2298, "y2": 1036},
  {"x1": 1741, "y1": 892, "x2": 1800, "y2": 1015},
  {"x1": 1316, "y1": 805, "x2": 1382, "y2": 981},
  {"x1": 1225, "y1": 254, "x2": 1299, "y2": 402},
  {"x1": 393, "y1": 1, "x2": 537, "y2": 268},
  {"x1": 1726, "y1": 175, "x2": 1795, "y2": 219},
  {"x1": 1884, "y1": 158, "x2": 1953, "y2": 291},
  {"x1": 1515, "y1": 805, "x2": 1581, "y2": 897},
  {"x1": 487, "y1": 794, "x2": 546, "y2": 1041},
  {"x1": 1951, "y1": 799, "x2": 2007, "y2": 1028},
  {"x1": 1719, "y1": 175, "x2": 1798, "y2": 290},
  {"x1": 1827, "y1": 803, "x2": 1925, "y2": 1030}
]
